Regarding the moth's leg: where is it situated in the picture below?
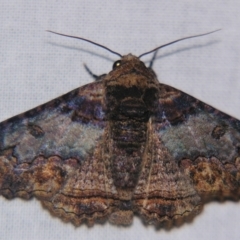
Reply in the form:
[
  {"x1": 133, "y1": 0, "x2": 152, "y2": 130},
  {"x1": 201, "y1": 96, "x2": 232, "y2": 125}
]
[
  {"x1": 84, "y1": 64, "x2": 106, "y2": 81},
  {"x1": 148, "y1": 50, "x2": 158, "y2": 69}
]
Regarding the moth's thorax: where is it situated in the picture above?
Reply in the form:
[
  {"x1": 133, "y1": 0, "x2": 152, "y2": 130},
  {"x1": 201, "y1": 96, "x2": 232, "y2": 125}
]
[
  {"x1": 104, "y1": 54, "x2": 160, "y2": 118},
  {"x1": 103, "y1": 54, "x2": 159, "y2": 190}
]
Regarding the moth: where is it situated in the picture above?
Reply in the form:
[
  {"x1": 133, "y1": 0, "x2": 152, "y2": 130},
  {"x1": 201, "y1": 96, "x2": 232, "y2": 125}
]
[{"x1": 0, "y1": 30, "x2": 239, "y2": 228}]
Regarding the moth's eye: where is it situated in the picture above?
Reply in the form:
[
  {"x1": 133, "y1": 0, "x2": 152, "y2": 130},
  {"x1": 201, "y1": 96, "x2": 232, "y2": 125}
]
[{"x1": 112, "y1": 60, "x2": 122, "y2": 69}]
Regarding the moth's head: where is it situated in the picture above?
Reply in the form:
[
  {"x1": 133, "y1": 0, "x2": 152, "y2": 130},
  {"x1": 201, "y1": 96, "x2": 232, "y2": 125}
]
[
  {"x1": 112, "y1": 54, "x2": 148, "y2": 71},
  {"x1": 106, "y1": 53, "x2": 158, "y2": 87}
]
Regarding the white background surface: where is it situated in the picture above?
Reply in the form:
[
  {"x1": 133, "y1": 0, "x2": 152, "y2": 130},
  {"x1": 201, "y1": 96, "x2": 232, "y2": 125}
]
[{"x1": 0, "y1": 1, "x2": 240, "y2": 239}]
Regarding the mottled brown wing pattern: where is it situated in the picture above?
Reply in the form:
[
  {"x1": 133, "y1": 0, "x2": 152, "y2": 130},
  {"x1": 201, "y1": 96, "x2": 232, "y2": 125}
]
[
  {"x1": 0, "y1": 54, "x2": 240, "y2": 228},
  {"x1": 131, "y1": 83, "x2": 240, "y2": 226},
  {"x1": 0, "y1": 80, "x2": 119, "y2": 225},
  {"x1": 156, "y1": 84, "x2": 240, "y2": 200}
]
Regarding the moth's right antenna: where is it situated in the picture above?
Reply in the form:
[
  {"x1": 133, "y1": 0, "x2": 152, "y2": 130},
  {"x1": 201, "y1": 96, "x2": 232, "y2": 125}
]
[{"x1": 47, "y1": 30, "x2": 123, "y2": 58}]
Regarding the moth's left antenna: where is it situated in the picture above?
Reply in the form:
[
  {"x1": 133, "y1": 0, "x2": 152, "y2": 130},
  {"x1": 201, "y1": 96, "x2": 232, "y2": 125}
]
[{"x1": 47, "y1": 30, "x2": 122, "y2": 58}]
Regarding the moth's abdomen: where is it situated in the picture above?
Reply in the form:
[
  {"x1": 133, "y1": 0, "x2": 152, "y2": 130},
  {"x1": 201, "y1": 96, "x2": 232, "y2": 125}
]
[
  {"x1": 109, "y1": 103, "x2": 148, "y2": 189},
  {"x1": 111, "y1": 119, "x2": 147, "y2": 147},
  {"x1": 106, "y1": 95, "x2": 150, "y2": 189}
]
